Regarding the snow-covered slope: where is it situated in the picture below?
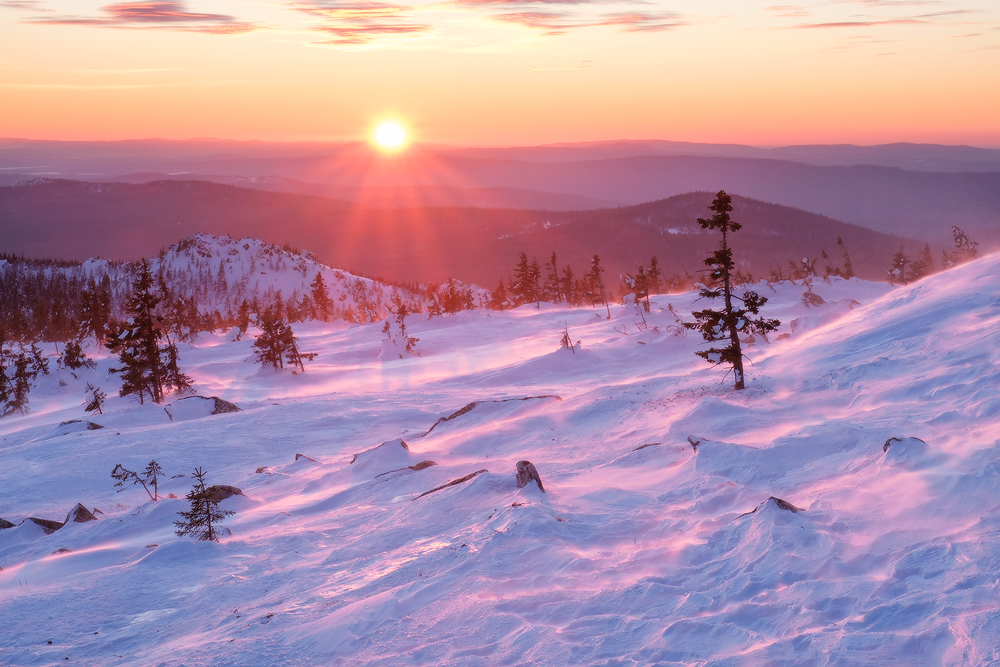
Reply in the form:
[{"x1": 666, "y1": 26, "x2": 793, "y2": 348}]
[{"x1": 2, "y1": 256, "x2": 999, "y2": 665}]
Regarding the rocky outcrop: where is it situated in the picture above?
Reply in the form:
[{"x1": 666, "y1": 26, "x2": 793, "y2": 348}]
[
  {"x1": 28, "y1": 517, "x2": 65, "y2": 534},
  {"x1": 65, "y1": 503, "x2": 97, "y2": 524},
  {"x1": 409, "y1": 460, "x2": 437, "y2": 471},
  {"x1": 295, "y1": 453, "x2": 317, "y2": 462},
  {"x1": 741, "y1": 496, "x2": 805, "y2": 517},
  {"x1": 0, "y1": 517, "x2": 15, "y2": 529},
  {"x1": 883, "y1": 436, "x2": 927, "y2": 453},
  {"x1": 515, "y1": 461, "x2": 545, "y2": 492}
]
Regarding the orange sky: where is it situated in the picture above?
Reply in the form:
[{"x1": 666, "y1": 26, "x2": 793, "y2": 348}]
[{"x1": 1, "y1": 1, "x2": 998, "y2": 146}]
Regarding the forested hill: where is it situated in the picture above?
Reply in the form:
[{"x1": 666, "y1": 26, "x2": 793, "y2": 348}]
[{"x1": 0, "y1": 179, "x2": 931, "y2": 285}]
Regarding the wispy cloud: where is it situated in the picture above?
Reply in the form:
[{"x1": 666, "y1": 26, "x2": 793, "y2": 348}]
[
  {"x1": 291, "y1": 1, "x2": 432, "y2": 45},
  {"x1": 0, "y1": 0, "x2": 49, "y2": 9},
  {"x1": 26, "y1": 1, "x2": 261, "y2": 34},
  {"x1": 794, "y1": 18, "x2": 926, "y2": 28},
  {"x1": 764, "y1": 5, "x2": 811, "y2": 19},
  {"x1": 491, "y1": 9, "x2": 682, "y2": 34}
]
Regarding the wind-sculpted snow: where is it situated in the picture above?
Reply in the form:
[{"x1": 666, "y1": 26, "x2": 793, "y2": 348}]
[{"x1": 3, "y1": 260, "x2": 1000, "y2": 665}]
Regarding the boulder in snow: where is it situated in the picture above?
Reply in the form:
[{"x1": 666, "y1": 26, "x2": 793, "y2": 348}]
[
  {"x1": 0, "y1": 517, "x2": 15, "y2": 529},
  {"x1": 164, "y1": 396, "x2": 242, "y2": 421},
  {"x1": 409, "y1": 460, "x2": 437, "y2": 471},
  {"x1": 515, "y1": 460, "x2": 545, "y2": 492},
  {"x1": 204, "y1": 485, "x2": 244, "y2": 502},
  {"x1": 295, "y1": 453, "x2": 317, "y2": 462},
  {"x1": 65, "y1": 503, "x2": 97, "y2": 524}
]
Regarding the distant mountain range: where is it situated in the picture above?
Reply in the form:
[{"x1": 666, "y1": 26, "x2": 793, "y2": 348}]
[
  {"x1": 2, "y1": 138, "x2": 998, "y2": 246},
  {"x1": 0, "y1": 179, "x2": 928, "y2": 286}
]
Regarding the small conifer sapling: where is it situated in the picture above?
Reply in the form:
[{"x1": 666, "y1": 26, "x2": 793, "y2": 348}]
[
  {"x1": 174, "y1": 467, "x2": 234, "y2": 541},
  {"x1": 111, "y1": 460, "x2": 163, "y2": 501}
]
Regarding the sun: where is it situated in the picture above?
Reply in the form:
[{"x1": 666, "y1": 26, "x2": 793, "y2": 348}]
[{"x1": 372, "y1": 121, "x2": 408, "y2": 152}]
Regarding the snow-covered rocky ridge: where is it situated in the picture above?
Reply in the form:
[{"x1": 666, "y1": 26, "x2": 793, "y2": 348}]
[{"x1": 2, "y1": 255, "x2": 999, "y2": 665}]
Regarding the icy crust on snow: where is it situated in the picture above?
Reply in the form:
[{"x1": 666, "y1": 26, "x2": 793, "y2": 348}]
[{"x1": 3, "y1": 262, "x2": 1000, "y2": 665}]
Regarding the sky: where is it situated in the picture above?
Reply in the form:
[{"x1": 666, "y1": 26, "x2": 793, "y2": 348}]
[{"x1": 0, "y1": 0, "x2": 998, "y2": 146}]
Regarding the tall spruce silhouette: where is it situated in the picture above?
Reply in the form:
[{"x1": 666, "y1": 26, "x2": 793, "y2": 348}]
[{"x1": 685, "y1": 191, "x2": 780, "y2": 390}]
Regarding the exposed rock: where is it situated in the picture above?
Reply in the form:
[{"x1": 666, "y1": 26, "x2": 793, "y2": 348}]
[
  {"x1": 631, "y1": 442, "x2": 662, "y2": 452},
  {"x1": 52, "y1": 548, "x2": 72, "y2": 554},
  {"x1": 58, "y1": 419, "x2": 104, "y2": 431},
  {"x1": 421, "y1": 402, "x2": 478, "y2": 437},
  {"x1": 204, "y1": 485, "x2": 244, "y2": 502},
  {"x1": 687, "y1": 436, "x2": 701, "y2": 452},
  {"x1": 515, "y1": 460, "x2": 545, "y2": 492},
  {"x1": 210, "y1": 397, "x2": 242, "y2": 414},
  {"x1": 28, "y1": 517, "x2": 65, "y2": 534},
  {"x1": 0, "y1": 517, "x2": 15, "y2": 529},
  {"x1": 374, "y1": 460, "x2": 437, "y2": 480},
  {"x1": 413, "y1": 469, "x2": 489, "y2": 500},
  {"x1": 255, "y1": 467, "x2": 272, "y2": 474},
  {"x1": 65, "y1": 503, "x2": 97, "y2": 524},
  {"x1": 741, "y1": 496, "x2": 805, "y2": 517},
  {"x1": 420, "y1": 396, "x2": 562, "y2": 437},
  {"x1": 294, "y1": 453, "x2": 317, "y2": 462},
  {"x1": 883, "y1": 436, "x2": 927, "y2": 453},
  {"x1": 164, "y1": 395, "x2": 242, "y2": 421},
  {"x1": 769, "y1": 497, "x2": 804, "y2": 513}
]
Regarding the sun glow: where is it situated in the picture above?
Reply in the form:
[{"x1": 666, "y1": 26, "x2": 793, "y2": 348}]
[{"x1": 372, "y1": 121, "x2": 408, "y2": 152}]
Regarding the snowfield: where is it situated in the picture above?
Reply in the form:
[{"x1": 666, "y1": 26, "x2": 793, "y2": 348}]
[{"x1": 3, "y1": 256, "x2": 1000, "y2": 666}]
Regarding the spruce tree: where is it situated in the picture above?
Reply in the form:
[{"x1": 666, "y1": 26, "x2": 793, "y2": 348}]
[
  {"x1": 512, "y1": 253, "x2": 537, "y2": 306},
  {"x1": 587, "y1": 255, "x2": 611, "y2": 318},
  {"x1": 84, "y1": 383, "x2": 106, "y2": 415},
  {"x1": 174, "y1": 467, "x2": 233, "y2": 541},
  {"x1": 2, "y1": 353, "x2": 32, "y2": 416},
  {"x1": 887, "y1": 246, "x2": 910, "y2": 285},
  {"x1": 648, "y1": 257, "x2": 663, "y2": 294},
  {"x1": 684, "y1": 191, "x2": 780, "y2": 391},
  {"x1": 61, "y1": 340, "x2": 96, "y2": 370},
  {"x1": 544, "y1": 252, "x2": 561, "y2": 302},
  {"x1": 107, "y1": 261, "x2": 165, "y2": 404},
  {"x1": 310, "y1": 272, "x2": 332, "y2": 321},
  {"x1": 949, "y1": 226, "x2": 979, "y2": 265},
  {"x1": 252, "y1": 313, "x2": 306, "y2": 371},
  {"x1": 561, "y1": 265, "x2": 576, "y2": 305},
  {"x1": 910, "y1": 244, "x2": 934, "y2": 281},
  {"x1": 488, "y1": 278, "x2": 508, "y2": 310},
  {"x1": 29, "y1": 344, "x2": 50, "y2": 376}
]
